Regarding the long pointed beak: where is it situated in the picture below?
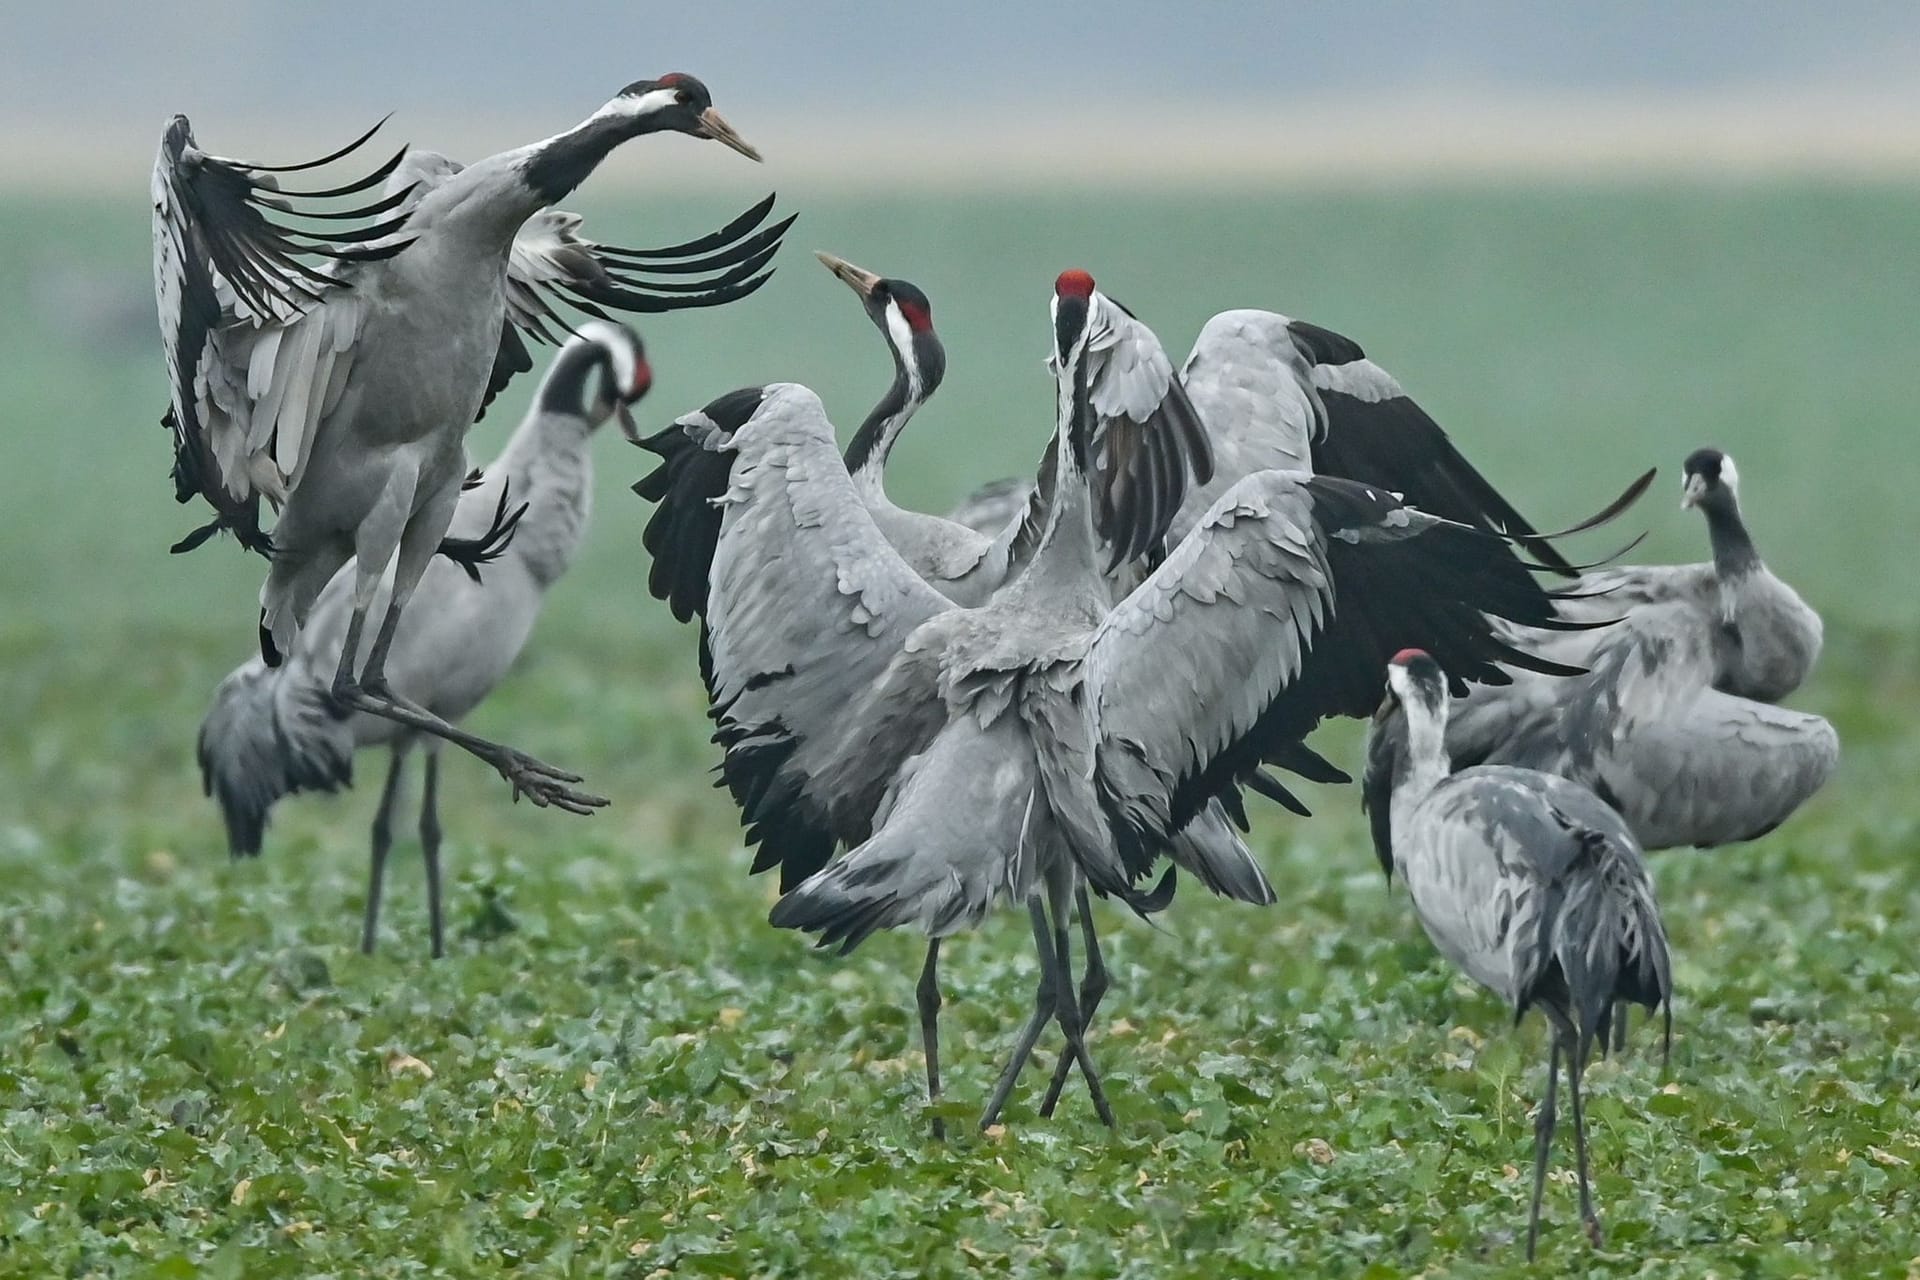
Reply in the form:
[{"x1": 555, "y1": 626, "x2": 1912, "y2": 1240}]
[
  {"x1": 696, "y1": 107, "x2": 761, "y2": 162},
  {"x1": 814, "y1": 250, "x2": 882, "y2": 299},
  {"x1": 1680, "y1": 477, "x2": 1705, "y2": 510}
]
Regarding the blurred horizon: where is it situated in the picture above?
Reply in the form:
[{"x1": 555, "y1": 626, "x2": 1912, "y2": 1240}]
[{"x1": 13, "y1": 1, "x2": 1920, "y2": 187}]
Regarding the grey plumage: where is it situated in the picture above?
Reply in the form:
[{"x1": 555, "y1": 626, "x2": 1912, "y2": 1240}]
[
  {"x1": 1368, "y1": 650, "x2": 1672, "y2": 1261},
  {"x1": 646, "y1": 272, "x2": 1581, "y2": 1131},
  {"x1": 198, "y1": 324, "x2": 650, "y2": 957},
  {"x1": 945, "y1": 475, "x2": 1035, "y2": 538},
  {"x1": 1446, "y1": 450, "x2": 1835, "y2": 849},
  {"x1": 154, "y1": 76, "x2": 770, "y2": 812}
]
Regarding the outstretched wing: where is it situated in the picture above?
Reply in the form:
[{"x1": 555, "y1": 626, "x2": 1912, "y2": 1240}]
[
  {"x1": 636, "y1": 383, "x2": 953, "y2": 889},
  {"x1": 504, "y1": 196, "x2": 793, "y2": 344},
  {"x1": 1174, "y1": 309, "x2": 1325, "y2": 544},
  {"x1": 152, "y1": 114, "x2": 414, "y2": 554},
  {"x1": 1083, "y1": 471, "x2": 1577, "y2": 887},
  {"x1": 1288, "y1": 318, "x2": 1580, "y2": 576}
]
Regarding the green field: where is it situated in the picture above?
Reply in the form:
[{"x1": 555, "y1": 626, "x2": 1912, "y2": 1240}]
[{"x1": 1, "y1": 184, "x2": 1916, "y2": 1277}]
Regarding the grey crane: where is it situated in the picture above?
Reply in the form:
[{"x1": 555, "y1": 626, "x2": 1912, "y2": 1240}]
[
  {"x1": 1452, "y1": 598, "x2": 1839, "y2": 852},
  {"x1": 1445, "y1": 450, "x2": 1834, "y2": 845},
  {"x1": 1448, "y1": 448, "x2": 1824, "y2": 770},
  {"x1": 638, "y1": 269, "x2": 1275, "y2": 1132},
  {"x1": 197, "y1": 322, "x2": 652, "y2": 958},
  {"x1": 1367, "y1": 648, "x2": 1673, "y2": 1260},
  {"x1": 154, "y1": 73, "x2": 777, "y2": 813},
  {"x1": 642, "y1": 270, "x2": 1585, "y2": 1132}
]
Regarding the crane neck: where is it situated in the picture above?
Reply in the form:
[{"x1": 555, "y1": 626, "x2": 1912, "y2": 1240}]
[
  {"x1": 485, "y1": 403, "x2": 599, "y2": 588},
  {"x1": 1700, "y1": 492, "x2": 1761, "y2": 581},
  {"x1": 1012, "y1": 355, "x2": 1104, "y2": 606},
  {"x1": 422, "y1": 105, "x2": 669, "y2": 247},
  {"x1": 844, "y1": 347, "x2": 927, "y2": 508},
  {"x1": 1394, "y1": 695, "x2": 1453, "y2": 808}
]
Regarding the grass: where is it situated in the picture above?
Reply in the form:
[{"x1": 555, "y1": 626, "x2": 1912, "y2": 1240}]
[{"x1": 2, "y1": 182, "x2": 1917, "y2": 1276}]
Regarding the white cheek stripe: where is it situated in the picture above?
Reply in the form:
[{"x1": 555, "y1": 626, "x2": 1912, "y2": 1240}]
[
  {"x1": 595, "y1": 86, "x2": 681, "y2": 123},
  {"x1": 883, "y1": 302, "x2": 921, "y2": 397}
]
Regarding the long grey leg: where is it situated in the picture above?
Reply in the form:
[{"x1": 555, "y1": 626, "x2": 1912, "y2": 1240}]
[
  {"x1": 1568, "y1": 1036, "x2": 1603, "y2": 1249},
  {"x1": 917, "y1": 941, "x2": 944, "y2": 1140},
  {"x1": 1611, "y1": 1002, "x2": 1629, "y2": 1056},
  {"x1": 420, "y1": 748, "x2": 445, "y2": 960},
  {"x1": 361, "y1": 750, "x2": 408, "y2": 955},
  {"x1": 1526, "y1": 1037, "x2": 1563, "y2": 1263},
  {"x1": 329, "y1": 491, "x2": 602, "y2": 816},
  {"x1": 1049, "y1": 898, "x2": 1115, "y2": 1129},
  {"x1": 979, "y1": 899, "x2": 1060, "y2": 1131},
  {"x1": 1040, "y1": 887, "x2": 1111, "y2": 1119},
  {"x1": 331, "y1": 688, "x2": 603, "y2": 814}
]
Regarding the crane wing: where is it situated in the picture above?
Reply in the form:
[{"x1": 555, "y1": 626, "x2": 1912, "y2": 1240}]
[
  {"x1": 636, "y1": 383, "x2": 954, "y2": 890},
  {"x1": 502, "y1": 196, "x2": 792, "y2": 344},
  {"x1": 1174, "y1": 309, "x2": 1324, "y2": 544},
  {"x1": 1067, "y1": 296, "x2": 1215, "y2": 568},
  {"x1": 152, "y1": 114, "x2": 414, "y2": 555},
  {"x1": 1082, "y1": 471, "x2": 1577, "y2": 887},
  {"x1": 1286, "y1": 318, "x2": 1582, "y2": 576}
]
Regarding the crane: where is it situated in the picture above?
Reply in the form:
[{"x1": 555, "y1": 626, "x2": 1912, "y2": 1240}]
[
  {"x1": 154, "y1": 73, "x2": 778, "y2": 813},
  {"x1": 197, "y1": 322, "x2": 651, "y2": 958},
  {"x1": 1367, "y1": 648, "x2": 1672, "y2": 1260},
  {"x1": 643, "y1": 270, "x2": 1587, "y2": 1132},
  {"x1": 1448, "y1": 447, "x2": 1826, "y2": 769}
]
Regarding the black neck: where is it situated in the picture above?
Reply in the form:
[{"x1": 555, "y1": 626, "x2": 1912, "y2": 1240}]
[
  {"x1": 843, "y1": 343, "x2": 916, "y2": 476},
  {"x1": 1701, "y1": 495, "x2": 1760, "y2": 577},
  {"x1": 536, "y1": 342, "x2": 607, "y2": 419},
  {"x1": 524, "y1": 112, "x2": 659, "y2": 207}
]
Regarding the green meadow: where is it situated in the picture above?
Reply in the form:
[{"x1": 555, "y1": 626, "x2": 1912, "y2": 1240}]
[{"x1": 1, "y1": 183, "x2": 1915, "y2": 1276}]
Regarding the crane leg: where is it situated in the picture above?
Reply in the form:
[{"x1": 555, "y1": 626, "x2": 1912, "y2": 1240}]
[
  {"x1": 1567, "y1": 1036, "x2": 1603, "y2": 1248},
  {"x1": 1610, "y1": 1002, "x2": 1629, "y2": 1056},
  {"x1": 1039, "y1": 886, "x2": 1110, "y2": 1119},
  {"x1": 979, "y1": 898, "x2": 1062, "y2": 1130},
  {"x1": 1526, "y1": 1037, "x2": 1562, "y2": 1263},
  {"x1": 330, "y1": 489, "x2": 604, "y2": 816},
  {"x1": 916, "y1": 941, "x2": 944, "y2": 1141},
  {"x1": 1048, "y1": 892, "x2": 1115, "y2": 1129},
  {"x1": 420, "y1": 747, "x2": 445, "y2": 960},
  {"x1": 361, "y1": 749, "x2": 408, "y2": 955}
]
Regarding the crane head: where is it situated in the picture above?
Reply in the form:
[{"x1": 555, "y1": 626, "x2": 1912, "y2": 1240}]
[
  {"x1": 817, "y1": 251, "x2": 944, "y2": 398},
  {"x1": 1680, "y1": 447, "x2": 1737, "y2": 511},
  {"x1": 1385, "y1": 649, "x2": 1446, "y2": 713},
  {"x1": 612, "y1": 73, "x2": 761, "y2": 161},
  {"x1": 1051, "y1": 269, "x2": 1098, "y2": 365}
]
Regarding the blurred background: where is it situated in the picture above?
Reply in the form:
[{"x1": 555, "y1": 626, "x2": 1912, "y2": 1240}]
[{"x1": 1, "y1": 2, "x2": 1916, "y2": 844}]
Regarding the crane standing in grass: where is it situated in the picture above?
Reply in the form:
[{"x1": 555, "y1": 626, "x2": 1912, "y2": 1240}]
[
  {"x1": 1367, "y1": 648, "x2": 1673, "y2": 1261},
  {"x1": 198, "y1": 323, "x2": 651, "y2": 958}
]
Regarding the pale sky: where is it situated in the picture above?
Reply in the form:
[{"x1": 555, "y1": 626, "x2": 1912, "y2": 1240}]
[{"x1": 11, "y1": 1, "x2": 1920, "y2": 183}]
